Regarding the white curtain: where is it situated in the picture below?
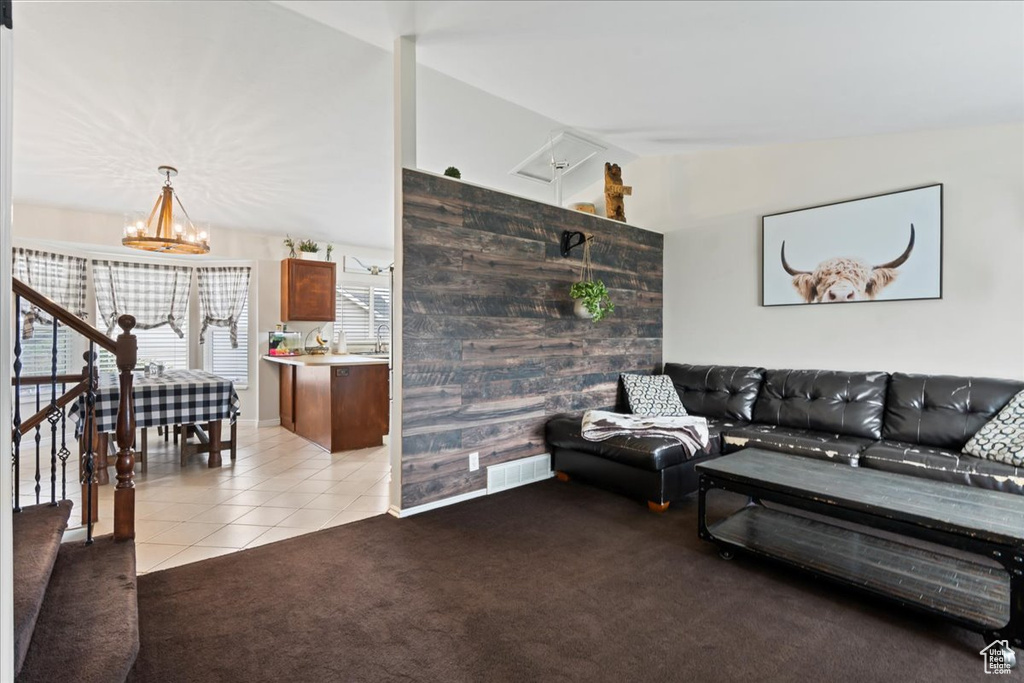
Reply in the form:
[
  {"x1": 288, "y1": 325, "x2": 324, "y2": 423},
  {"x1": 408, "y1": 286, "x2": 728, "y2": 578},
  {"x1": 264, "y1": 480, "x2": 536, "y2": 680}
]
[
  {"x1": 92, "y1": 260, "x2": 191, "y2": 337},
  {"x1": 197, "y1": 266, "x2": 250, "y2": 348},
  {"x1": 13, "y1": 248, "x2": 88, "y2": 338}
]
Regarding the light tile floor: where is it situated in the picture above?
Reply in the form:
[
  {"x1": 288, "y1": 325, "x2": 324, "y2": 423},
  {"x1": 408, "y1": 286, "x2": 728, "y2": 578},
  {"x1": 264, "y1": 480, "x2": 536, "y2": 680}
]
[{"x1": 16, "y1": 424, "x2": 390, "y2": 573}]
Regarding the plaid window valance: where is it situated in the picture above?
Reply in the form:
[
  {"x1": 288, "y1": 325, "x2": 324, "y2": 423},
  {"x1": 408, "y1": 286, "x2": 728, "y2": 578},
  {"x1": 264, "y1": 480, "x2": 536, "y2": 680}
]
[
  {"x1": 92, "y1": 260, "x2": 191, "y2": 337},
  {"x1": 197, "y1": 266, "x2": 251, "y2": 348},
  {"x1": 13, "y1": 248, "x2": 88, "y2": 339}
]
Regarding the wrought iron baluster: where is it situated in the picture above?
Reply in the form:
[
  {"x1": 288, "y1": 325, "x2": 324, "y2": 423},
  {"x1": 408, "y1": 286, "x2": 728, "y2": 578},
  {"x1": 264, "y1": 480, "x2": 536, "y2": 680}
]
[
  {"x1": 13, "y1": 294, "x2": 22, "y2": 513},
  {"x1": 58, "y1": 382, "x2": 69, "y2": 501},
  {"x1": 84, "y1": 344, "x2": 96, "y2": 544},
  {"x1": 34, "y1": 384, "x2": 41, "y2": 505},
  {"x1": 49, "y1": 320, "x2": 58, "y2": 505}
]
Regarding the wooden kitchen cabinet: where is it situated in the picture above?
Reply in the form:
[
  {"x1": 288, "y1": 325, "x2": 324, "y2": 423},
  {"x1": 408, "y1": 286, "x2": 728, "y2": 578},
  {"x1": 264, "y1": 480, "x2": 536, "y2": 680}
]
[
  {"x1": 279, "y1": 364, "x2": 295, "y2": 431},
  {"x1": 281, "y1": 259, "x2": 336, "y2": 321},
  {"x1": 267, "y1": 356, "x2": 390, "y2": 453}
]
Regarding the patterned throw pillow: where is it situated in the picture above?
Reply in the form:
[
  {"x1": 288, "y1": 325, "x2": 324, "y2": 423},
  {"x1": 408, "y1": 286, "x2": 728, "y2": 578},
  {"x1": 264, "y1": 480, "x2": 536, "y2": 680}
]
[
  {"x1": 621, "y1": 374, "x2": 687, "y2": 417},
  {"x1": 963, "y1": 390, "x2": 1024, "y2": 467}
]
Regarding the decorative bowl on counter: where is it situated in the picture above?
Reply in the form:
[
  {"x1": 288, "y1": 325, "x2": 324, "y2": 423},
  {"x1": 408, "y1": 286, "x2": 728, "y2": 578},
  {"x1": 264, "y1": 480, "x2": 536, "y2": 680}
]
[{"x1": 304, "y1": 328, "x2": 329, "y2": 355}]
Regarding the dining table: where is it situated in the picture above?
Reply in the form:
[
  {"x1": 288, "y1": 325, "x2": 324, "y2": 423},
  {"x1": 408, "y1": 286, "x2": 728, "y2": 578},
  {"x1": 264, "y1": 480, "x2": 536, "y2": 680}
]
[{"x1": 71, "y1": 369, "x2": 240, "y2": 480}]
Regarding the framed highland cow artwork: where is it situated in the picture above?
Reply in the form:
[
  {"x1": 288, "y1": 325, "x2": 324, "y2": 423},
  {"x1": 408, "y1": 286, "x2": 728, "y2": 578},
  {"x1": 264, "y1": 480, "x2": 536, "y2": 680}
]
[{"x1": 761, "y1": 184, "x2": 942, "y2": 306}]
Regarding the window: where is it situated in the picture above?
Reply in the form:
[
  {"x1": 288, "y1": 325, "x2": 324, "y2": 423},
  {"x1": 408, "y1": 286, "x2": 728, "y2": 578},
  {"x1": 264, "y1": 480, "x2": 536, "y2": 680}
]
[
  {"x1": 16, "y1": 324, "x2": 75, "y2": 401},
  {"x1": 197, "y1": 266, "x2": 251, "y2": 387},
  {"x1": 136, "y1": 323, "x2": 190, "y2": 370},
  {"x1": 12, "y1": 248, "x2": 86, "y2": 391},
  {"x1": 92, "y1": 258, "x2": 192, "y2": 373},
  {"x1": 336, "y1": 284, "x2": 391, "y2": 344},
  {"x1": 96, "y1": 302, "x2": 189, "y2": 373},
  {"x1": 204, "y1": 298, "x2": 249, "y2": 387}
]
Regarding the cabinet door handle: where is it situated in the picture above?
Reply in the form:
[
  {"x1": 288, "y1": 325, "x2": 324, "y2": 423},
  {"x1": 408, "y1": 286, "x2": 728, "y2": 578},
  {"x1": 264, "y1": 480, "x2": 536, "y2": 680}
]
[{"x1": 335, "y1": 367, "x2": 350, "y2": 377}]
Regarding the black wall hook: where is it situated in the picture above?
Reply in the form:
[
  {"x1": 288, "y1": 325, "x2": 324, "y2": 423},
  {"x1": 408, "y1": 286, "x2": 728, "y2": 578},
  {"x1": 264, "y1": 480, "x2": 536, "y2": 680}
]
[{"x1": 560, "y1": 230, "x2": 591, "y2": 258}]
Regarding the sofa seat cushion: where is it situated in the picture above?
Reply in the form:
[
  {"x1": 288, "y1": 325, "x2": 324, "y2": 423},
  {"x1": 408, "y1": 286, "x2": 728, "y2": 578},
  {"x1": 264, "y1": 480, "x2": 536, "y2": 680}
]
[
  {"x1": 860, "y1": 440, "x2": 1024, "y2": 496},
  {"x1": 706, "y1": 418, "x2": 748, "y2": 457},
  {"x1": 545, "y1": 414, "x2": 733, "y2": 472},
  {"x1": 721, "y1": 424, "x2": 872, "y2": 466}
]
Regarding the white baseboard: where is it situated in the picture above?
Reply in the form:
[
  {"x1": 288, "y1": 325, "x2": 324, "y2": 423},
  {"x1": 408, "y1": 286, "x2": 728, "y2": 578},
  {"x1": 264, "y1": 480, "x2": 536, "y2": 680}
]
[
  {"x1": 388, "y1": 488, "x2": 487, "y2": 518},
  {"x1": 256, "y1": 418, "x2": 281, "y2": 428}
]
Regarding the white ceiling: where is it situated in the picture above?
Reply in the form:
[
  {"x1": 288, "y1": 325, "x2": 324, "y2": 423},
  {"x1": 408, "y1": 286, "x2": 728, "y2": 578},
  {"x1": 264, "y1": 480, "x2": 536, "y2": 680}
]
[
  {"x1": 13, "y1": 1, "x2": 394, "y2": 248},
  {"x1": 12, "y1": 1, "x2": 1023, "y2": 248},
  {"x1": 280, "y1": 0, "x2": 1024, "y2": 155}
]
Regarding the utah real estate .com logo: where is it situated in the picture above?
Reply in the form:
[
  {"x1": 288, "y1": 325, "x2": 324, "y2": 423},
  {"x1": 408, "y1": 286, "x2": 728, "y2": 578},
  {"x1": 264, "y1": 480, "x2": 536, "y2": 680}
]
[{"x1": 980, "y1": 640, "x2": 1016, "y2": 675}]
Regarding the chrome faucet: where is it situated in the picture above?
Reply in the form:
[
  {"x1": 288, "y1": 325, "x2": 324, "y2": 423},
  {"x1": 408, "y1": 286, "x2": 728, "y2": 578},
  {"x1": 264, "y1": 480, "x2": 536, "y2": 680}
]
[{"x1": 375, "y1": 323, "x2": 391, "y2": 354}]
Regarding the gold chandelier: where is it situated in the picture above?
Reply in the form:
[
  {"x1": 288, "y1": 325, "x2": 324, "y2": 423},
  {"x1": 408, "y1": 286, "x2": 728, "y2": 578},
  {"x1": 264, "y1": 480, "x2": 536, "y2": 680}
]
[{"x1": 122, "y1": 166, "x2": 210, "y2": 254}]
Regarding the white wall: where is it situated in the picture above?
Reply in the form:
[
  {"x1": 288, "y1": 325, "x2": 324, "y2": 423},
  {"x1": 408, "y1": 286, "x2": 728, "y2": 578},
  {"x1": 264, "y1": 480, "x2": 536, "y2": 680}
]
[
  {"x1": 11, "y1": 203, "x2": 393, "y2": 422},
  {"x1": 627, "y1": 123, "x2": 1024, "y2": 378},
  {"x1": 417, "y1": 66, "x2": 635, "y2": 208}
]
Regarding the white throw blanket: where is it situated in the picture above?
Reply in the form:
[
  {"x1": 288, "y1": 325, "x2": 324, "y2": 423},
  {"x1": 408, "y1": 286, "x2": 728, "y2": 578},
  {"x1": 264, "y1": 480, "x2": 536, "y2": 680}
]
[{"x1": 581, "y1": 410, "x2": 710, "y2": 459}]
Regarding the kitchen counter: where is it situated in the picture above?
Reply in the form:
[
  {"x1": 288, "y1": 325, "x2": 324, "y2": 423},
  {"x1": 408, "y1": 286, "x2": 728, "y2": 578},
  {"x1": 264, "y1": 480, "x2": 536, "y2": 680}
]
[
  {"x1": 266, "y1": 354, "x2": 389, "y2": 452},
  {"x1": 263, "y1": 354, "x2": 389, "y2": 367}
]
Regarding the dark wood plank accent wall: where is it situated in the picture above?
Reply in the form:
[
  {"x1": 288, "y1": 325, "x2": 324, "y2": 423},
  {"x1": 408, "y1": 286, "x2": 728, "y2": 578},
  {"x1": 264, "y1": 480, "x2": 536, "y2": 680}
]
[{"x1": 402, "y1": 169, "x2": 663, "y2": 507}]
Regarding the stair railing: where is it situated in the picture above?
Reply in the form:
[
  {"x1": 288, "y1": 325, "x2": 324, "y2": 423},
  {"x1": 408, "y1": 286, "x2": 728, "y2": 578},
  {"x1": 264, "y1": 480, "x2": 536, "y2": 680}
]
[{"x1": 11, "y1": 277, "x2": 137, "y2": 542}]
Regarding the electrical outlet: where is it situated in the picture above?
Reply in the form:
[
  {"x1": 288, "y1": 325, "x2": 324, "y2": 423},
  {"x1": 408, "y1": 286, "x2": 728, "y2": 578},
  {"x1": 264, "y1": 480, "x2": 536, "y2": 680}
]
[{"x1": 468, "y1": 452, "x2": 480, "y2": 472}]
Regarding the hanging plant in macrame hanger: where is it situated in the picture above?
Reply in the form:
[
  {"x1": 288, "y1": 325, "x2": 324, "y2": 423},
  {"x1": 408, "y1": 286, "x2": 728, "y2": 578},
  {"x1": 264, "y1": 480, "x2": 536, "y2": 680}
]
[{"x1": 569, "y1": 235, "x2": 614, "y2": 322}]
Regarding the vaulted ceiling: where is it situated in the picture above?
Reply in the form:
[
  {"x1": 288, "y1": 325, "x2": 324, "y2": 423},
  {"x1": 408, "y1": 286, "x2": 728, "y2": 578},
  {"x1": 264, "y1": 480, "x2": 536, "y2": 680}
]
[
  {"x1": 280, "y1": 0, "x2": 1024, "y2": 155},
  {"x1": 12, "y1": 1, "x2": 1023, "y2": 248}
]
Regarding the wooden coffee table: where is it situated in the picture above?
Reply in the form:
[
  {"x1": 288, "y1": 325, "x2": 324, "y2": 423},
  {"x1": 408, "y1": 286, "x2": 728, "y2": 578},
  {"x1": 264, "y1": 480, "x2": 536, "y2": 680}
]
[{"x1": 697, "y1": 448, "x2": 1024, "y2": 654}]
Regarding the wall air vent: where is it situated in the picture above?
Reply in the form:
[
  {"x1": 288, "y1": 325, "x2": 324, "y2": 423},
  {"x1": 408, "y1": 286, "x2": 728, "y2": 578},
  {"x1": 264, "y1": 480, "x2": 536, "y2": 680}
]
[
  {"x1": 486, "y1": 454, "x2": 553, "y2": 494},
  {"x1": 509, "y1": 131, "x2": 606, "y2": 185}
]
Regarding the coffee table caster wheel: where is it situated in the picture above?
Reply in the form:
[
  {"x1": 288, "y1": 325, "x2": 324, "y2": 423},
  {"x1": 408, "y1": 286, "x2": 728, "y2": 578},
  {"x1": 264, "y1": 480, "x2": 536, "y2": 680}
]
[{"x1": 719, "y1": 549, "x2": 734, "y2": 561}]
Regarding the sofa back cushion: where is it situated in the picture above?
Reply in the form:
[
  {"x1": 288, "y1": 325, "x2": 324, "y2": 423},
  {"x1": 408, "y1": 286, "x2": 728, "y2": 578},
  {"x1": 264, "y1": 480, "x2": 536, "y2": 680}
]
[
  {"x1": 753, "y1": 369, "x2": 889, "y2": 439},
  {"x1": 883, "y1": 373, "x2": 1024, "y2": 450},
  {"x1": 663, "y1": 364, "x2": 764, "y2": 421}
]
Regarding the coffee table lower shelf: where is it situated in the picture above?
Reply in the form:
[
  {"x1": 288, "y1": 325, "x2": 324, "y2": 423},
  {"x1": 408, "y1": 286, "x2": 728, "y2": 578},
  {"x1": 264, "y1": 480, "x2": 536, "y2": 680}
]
[{"x1": 708, "y1": 505, "x2": 1010, "y2": 630}]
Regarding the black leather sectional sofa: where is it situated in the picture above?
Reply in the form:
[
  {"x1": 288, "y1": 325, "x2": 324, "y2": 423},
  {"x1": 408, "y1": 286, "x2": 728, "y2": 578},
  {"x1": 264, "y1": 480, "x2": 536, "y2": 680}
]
[{"x1": 545, "y1": 363, "x2": 1024, "y2": 510}]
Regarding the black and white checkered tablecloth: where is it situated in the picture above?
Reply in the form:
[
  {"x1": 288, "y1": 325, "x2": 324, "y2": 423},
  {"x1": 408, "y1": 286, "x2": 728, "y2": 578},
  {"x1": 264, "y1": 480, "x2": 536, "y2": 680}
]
[{"x1": 71, "y1": 369, "x2": 240, "y2": 435}]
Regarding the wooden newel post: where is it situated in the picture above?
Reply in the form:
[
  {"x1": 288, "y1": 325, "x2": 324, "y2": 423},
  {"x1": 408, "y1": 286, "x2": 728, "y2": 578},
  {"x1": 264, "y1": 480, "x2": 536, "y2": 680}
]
[{"x1": 113, "y1": 315, "x2": 137, "y2": 542}]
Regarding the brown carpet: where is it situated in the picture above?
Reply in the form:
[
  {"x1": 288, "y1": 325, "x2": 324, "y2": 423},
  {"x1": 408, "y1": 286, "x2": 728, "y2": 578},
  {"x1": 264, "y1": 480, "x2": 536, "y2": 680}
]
[
  {"x1": 13, "y1": 501, "x2": 71, "y2": 674},
  {"x1": 130, "y1": 480, "x2": 987, "y2": 683},
  {"x1": 19, "y1": 535, "x2": 139, "y2": 683}
]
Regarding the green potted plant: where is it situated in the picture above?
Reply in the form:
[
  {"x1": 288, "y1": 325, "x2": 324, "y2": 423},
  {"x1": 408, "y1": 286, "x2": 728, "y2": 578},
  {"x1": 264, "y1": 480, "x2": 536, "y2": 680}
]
[
  {"x1": 570, "y1": 235, "x2": 614, "y2": 322},
  {"x1": 283, "y1": 235, "x2": 297, "y2": 259},
  {"x1": 571, "y1": 280, "x2": 614, "y2": 322},
  {"x1": 325, "y1": 244, "x2": 334, "y2": 262},
  {"x1": 443, "y1": 166, "x2": 461, "y2": 179},
  {"x1": 298, "y1": 239, "x2": 320, "y2": 260}
]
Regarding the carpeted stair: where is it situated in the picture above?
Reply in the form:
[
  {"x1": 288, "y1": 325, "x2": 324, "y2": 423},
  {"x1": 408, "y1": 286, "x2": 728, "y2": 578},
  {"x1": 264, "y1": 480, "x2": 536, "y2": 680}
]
[
  {"x1": 13, "y1": 501, "x2": 72, "y2": 672},
  {"x1": 13, "y1": 502, "x2": 139, "y2": 683}
]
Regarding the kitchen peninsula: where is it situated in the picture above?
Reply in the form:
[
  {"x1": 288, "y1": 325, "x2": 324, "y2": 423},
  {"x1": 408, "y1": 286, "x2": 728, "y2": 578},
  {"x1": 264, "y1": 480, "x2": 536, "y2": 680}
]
[{"x1": 264, "y1": 354, "x2": 389, "y2": 453}]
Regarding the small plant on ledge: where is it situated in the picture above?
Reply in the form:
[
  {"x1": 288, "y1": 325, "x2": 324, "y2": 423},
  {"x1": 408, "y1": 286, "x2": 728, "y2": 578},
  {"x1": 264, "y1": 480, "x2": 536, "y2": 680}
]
[
  {"x1": 570, "y1": 234, "x2": 614, "y2": 322},
  {"x1": 571, "y1": 280, "x2": 614, "y2": 322},
  {"x1": 298, "y1": 239, "x2": 320, "y2": 260},
  {"x1": 443, "y1": 166, "x2": 461, "y2": 179},
  {"x1": 283, "y1": 235, "x2": 297, "y2": 259}
]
